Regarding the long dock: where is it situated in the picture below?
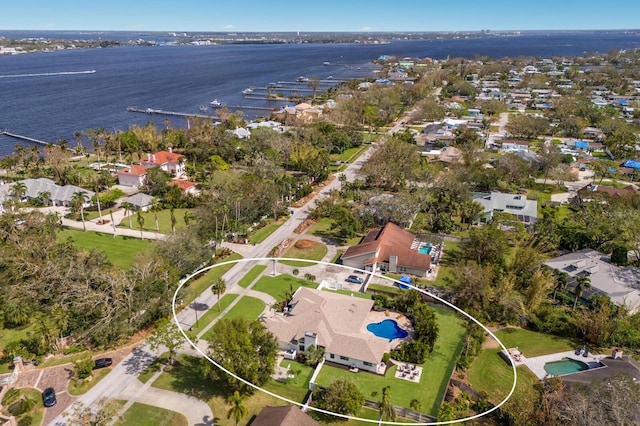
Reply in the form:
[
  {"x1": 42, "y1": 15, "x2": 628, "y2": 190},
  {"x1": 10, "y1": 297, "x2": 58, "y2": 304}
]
[
  {"x1": 215, "y1": 105, "x2": 278, "y2": 112},
  {"x1": 1, "y1": 131, "x2": 73, "y2": 151},
  {"x1": 126, "y1": 107, "x2": 216, "y2": 119}
]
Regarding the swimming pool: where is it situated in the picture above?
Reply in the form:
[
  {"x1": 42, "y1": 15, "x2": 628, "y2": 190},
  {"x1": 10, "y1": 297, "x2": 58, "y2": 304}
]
[
  {"x1": 544, "y1": 358, "x2": 589, "y2": 376},
  {"x1": 418, "y1": 243, "x2": 432, "y2": 255},
  {"x1": 367, "y1": 319, "x2": 408, "y2": 342}
]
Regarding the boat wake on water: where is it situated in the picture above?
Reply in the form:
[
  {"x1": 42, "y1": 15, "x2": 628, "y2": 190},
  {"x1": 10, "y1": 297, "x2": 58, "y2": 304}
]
[{"x1": 0, "y1": 70, "x2": 96, "y2": 78}]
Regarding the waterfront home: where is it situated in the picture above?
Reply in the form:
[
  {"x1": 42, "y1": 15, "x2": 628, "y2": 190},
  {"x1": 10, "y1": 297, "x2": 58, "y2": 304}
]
[
  {"x1": 139, "y1": 148, "x2": 185, "y2": 177},
  {"x1": 0, "y1": 178, "x2": 94, "y2": 208},
  {"x1": 544, "y1": 249, "x2": 640, "y2": 314},
  {"x1": 117, "y1": 165, "x2": 147, "y2": 188},
  {"x1": 341, "y1": 222, "x2": 432, "y2": 277},
  {"x1": 264, "y1": 287, "x2": 398, "y2": 374},
  {"x1": 472, "y1": 192, "x2": 538, "y2": 225}
]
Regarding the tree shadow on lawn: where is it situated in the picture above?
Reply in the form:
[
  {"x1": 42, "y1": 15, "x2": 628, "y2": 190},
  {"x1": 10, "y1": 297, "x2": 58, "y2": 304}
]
[{"x1": 165, "y1": 355, "x2": 233, "y2": 401}]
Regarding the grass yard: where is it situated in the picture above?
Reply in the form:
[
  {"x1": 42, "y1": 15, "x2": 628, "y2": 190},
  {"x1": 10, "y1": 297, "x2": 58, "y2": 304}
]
[
  {"x1": 314, "y1": 306, "x2": 465, "y2": 417},
  {"x1": 252, "y1": 274, "x2": 319, "y2": 301},
  {"x1": 180, "y1": 253, "x2": 242, "y2": 305},
  {"x1": 117, "y1": 402, "x2": 187, "y2": 426},
  {"x1": 191, "y1": 294, "x2": 238, "y2": 335},
  {"x1": 279, "y1": 239, "x2": 328, "y2": 267},
  {"x1": 432, "y1": 239, "x2": 461, "y2": 289},
  {"x1": 57, "y1": 228, "x2": 153, "y2": 270},
  {"x1": 221, "y1": 296, "x2": 266, "y2": 321},
  {"x1": 493, "y1": 327, "x2": 575, "y2": 357},
  {"x1": 237, "y1": 264, "x2": 267, "y2": 288},
  {"x1": 249, "y1": 220, "x2": 283, "y2": 244},
  {"x1": 1, "y1": 387, "x2": 45, "y2": 426},
  {"x1": 468, "y1": 349, "x2": 539, "y2": 405},
  {"x1": 306, "y1": 217, "x2": 363, "y2": 246},
  {"x1": 0, "y1": 324, "x2": 34, "y2": 373},
  {"x1": 117, "y1": 208, "x2": 193, "y2": 234}
]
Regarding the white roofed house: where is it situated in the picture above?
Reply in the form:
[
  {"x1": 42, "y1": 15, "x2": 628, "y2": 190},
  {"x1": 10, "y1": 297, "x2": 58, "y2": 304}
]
[
  {"x1": 263, "y1": 287, "x2": 401, "y2": 374},
  {"x1": 472, "y1": 192, "x2": 538, "y2": 225}
]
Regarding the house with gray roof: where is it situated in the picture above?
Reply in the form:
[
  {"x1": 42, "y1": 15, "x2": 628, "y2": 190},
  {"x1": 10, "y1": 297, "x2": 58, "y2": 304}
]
[
  {"x1": 0, "y1": 178, "x2": 94, "y2": 208},
  {"x1": 544, "y1": 249, "x2": 640, "y2": 314},
  {"x1": 263, "y1": 287, "x2": 399, "y2": 374},
  {"x1": 472, "y1": 192, "x2": 538, "y2": 225},
  {"x1": 123, "y1": 193, "x2": 155, "y2": 212}
]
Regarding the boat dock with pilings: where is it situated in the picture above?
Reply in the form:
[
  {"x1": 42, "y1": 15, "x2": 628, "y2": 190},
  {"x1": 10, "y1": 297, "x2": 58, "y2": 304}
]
[
  {"x1": 1, "y1": 131, "x2": 73, "y2": 151},
  {"x1": 126, "y1": 107, "x2": 216, "y2": 119}
]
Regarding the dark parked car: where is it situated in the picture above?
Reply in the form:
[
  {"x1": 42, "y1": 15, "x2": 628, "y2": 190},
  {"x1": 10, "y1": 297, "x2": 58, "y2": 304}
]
[
  {"x1": 93, "y1": 358, "x2": 113, "y2": 369},
  {"x1": 42, "y1": 387, "x2": 57, "y2": 407},
  {"x1": 345, "y1": 275, "x2": 364, "y2": 284}
]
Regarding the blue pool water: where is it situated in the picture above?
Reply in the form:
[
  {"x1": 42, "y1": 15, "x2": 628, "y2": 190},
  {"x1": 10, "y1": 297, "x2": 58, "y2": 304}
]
[
  {"x1": 544, "y1": 358, "x2": 589, "y2": 376},
  {"x1": 367, "y1": 319, "x2": 408, "y2": 342},
  {"x1": 419, "y1": 243, "x2": 432, "y2": 255}
]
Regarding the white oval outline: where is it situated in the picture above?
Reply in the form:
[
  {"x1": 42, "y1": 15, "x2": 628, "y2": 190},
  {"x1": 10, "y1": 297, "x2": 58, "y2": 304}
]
[{"x1": 172, "y1": 257, "x2": 518, "y2": 425}]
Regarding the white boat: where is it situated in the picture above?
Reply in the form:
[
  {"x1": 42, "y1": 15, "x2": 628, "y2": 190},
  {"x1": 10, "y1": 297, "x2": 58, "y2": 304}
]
[
  {"x1": 210, "y1": 99, "x2": 221, "y2": 107},
  {"x1": 296, "y1": 76, "x2": 309, "y2": 82},
  {"x1": 199, "y1": 105, "x2": 208, "y2": 112},
  {"x1": 324, "y1": 61, "x2": 331, "y2": 66},
  {"x1": 242, "y1": 87, "x2": 254, "y2": 94}
]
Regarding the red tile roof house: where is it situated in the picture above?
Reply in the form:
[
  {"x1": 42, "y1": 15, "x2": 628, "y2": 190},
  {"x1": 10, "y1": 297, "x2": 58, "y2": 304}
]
[
  {"x1": 252, "y1": 405, "x2": 319, "y2": 426},
  {"x1": 116, "y1": 165, "x2": 147, "y2": 188},
  {"x1": 139, "y1": 149, "x2": 186, "y2": 177},
  {"x1": 167, "y1": 179, "x2": 199, "y2": 196},
  {"x1": 341, "y1": 222, "x2": 432, "y2": 277}
]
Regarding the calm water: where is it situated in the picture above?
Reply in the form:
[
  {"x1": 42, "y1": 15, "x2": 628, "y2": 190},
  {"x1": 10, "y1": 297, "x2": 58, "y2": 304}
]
[{"x1": 1, "y1": 31, "x2": 640, "y2": 157}]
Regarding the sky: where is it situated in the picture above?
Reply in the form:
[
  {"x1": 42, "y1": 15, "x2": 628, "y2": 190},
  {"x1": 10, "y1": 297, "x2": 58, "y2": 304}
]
[{"x1": 3, "y1": 0, "x2": 640, "y2": 33}]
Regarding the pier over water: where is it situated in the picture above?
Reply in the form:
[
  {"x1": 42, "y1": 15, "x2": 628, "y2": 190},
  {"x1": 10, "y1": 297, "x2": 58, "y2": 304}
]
[{"x1": 1, "y1": 131, "x2": 73, "y2": 151}]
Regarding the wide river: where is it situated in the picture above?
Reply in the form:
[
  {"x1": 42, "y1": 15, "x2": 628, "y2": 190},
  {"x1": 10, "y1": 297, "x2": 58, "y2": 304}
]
[{"x1": 1, "y1": 31, "x2": 639, "y2": 157}]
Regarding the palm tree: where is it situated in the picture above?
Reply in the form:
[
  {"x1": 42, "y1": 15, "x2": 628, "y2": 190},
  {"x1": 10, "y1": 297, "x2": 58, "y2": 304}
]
[
  {"x1": 211, "y1": 277, "x2": 227, "y2": 311},
  {"x1": 379, "y1": 386, "x2": 396, "y2": 422},
  {"x1": 553, "y1": 271, "x2": 569, "y2": 302},
  {"x1": 183, "y1": 210, "x2": 194, "y2": 226},
  {"x1": 10, "y1": 181, "x2": 28, "y2": 203},
  {"x1": 121, "y1": 202, "x2": 134, "y2": 229},
  {"x1": 573, "y1": 275, "x2": 591, "y2": 310},
  {"x1": 37, "y1": 190, "x2": 51, "y2": 206},
  {"x1": 226, "y1": 391, "x2": 247, "y2": 426},
  {"x1": 170, "y1": 206, "x2": 177, "y2": 235},
  {"x1": 136, "y1": 209, "x2": 145, "y2": 239},
  {"x1": 150, "y1": 199, "x2": 161, "y2": 233},
  {"x1": 71, "y1": 191, "x2": 89, "y2": 231}
]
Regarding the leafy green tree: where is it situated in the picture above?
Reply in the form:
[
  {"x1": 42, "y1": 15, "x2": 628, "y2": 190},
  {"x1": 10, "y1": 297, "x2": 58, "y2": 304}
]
[
  {"x1": 64, "y1": 397, "x2": 121, "y2": 426},
  {"x1": 462, "y1": 225, "x2": 509, "y2": 266},
  {"x1": 226, "y1": 391, "x2": 247, "y2": 426},
  {"x1": 72, "y1": 355, "x2": 95, "y2": 380},
  {"x1": 316, "y1": 379, "x2": 364, "y2": 416},
  {"x1": 206, "y1": 317, "x2": 278, "y2": 392},
  {"x1": 573, "y1": 275, "x2": 591, "y2": 310},
  {"x1": 610, "y1": 244, "x2": 629, "y2": 266},
  {"x1": 10, "y1": 181, "x2": 27, "y2": 202},
  {"x1": 304, "y1": 344, "x2": 325, "y2": 367},
  {"x1": 70, "y1": 191, "x2": 89, "y2": 231},
  {"x1": 147, "y1": 319, "x2": 184, "y2": 365}
]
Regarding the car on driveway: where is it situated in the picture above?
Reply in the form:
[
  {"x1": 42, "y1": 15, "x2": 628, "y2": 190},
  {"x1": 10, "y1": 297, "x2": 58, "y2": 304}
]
[
  {"x1": 345, "y1": 275, "x2": 364, "y2": 284},
  {"x1": 93, "y1": 358, "x2": 113, "y2": 369},
  {"x1": 42, "y1": 387, "x2": 57, "y2": 407}
]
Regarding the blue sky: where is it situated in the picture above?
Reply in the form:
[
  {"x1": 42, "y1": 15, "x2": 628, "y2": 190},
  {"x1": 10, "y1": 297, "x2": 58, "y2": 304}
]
[{"x1": 3, "y1": 0, "x2": 640, "y2": 32}]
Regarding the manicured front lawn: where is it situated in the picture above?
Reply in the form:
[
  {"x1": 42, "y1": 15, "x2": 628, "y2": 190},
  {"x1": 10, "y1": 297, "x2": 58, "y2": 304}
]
[
  {"x1": 306, "y1": 217, "x2": 363, "y2": 246},
  {"x1": 493, "y1": 327, "x2": 575, "y2": 357},
  {"x1": 252, "y1": 274, "x2": 318, "y2": 301},
  {"x1": 432, "y1": 239, "x2": 461, "y2": 289},
  {"x1": 237, "y1": 264, "x2": 267, "y2": 288},
  {"x1": 191, "y1": 294, "x2": 238, "y2": 335},
  {"x1": 180, "y1": 253, "x2": 242, "y2": 305},
  {"x1": 117, "y1": 208, "x2": 193, "y2": 234},
  {"x1": 68, "y1": 368, "x2": 112, "y2": 395},
  {"x1": 57, "y1": 228, "x2": 153, "y2": 270},
  {"x1": 222, "y1": 296, "x2": 266, "y2": 321},
  {"x1": 314, "y1": 306, "x2": 465, "y2": 417},
  {"x1": 249, "y1": 221, "x2": 282, "y2": 244},
  {"x1": 0, "y1": 324, "x2": 34, "y2": 373},
  {"x1": 117, "y1": 402, "x2": 187, "y2": 426},
  {"x1": 279, "y1": 240, "x2": 328, "y2": 267}
]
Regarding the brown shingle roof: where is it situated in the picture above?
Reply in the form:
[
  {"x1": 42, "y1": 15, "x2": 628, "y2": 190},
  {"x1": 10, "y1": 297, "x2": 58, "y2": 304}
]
[{"x1": 251, "y1": 405, "x2": 320, "y2": 426}]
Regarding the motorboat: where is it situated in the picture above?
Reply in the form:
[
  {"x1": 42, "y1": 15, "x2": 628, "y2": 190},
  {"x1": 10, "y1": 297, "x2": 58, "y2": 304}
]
[
  {"x1": 242, "y1": 87, "x2": 254, "y2": 94},
  {"x1": 210, "y1": 99, "x2": 222, "y2": 107},
  {"x1": 296, "y1": 76, "x2": 309, "y2": 82}
]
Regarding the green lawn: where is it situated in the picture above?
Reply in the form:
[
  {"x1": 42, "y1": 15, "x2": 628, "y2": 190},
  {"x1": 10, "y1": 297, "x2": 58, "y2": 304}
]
[
  {"x1": 191, "y1": 294, "x2": 238, "y2": 335},
  {"x1": 249, "y1": 221, "x2": 282, "y2": 244},
  {"x1": 237, "y1": 264, "x2": 267, "y2": 288},
  {"x1": 306, "y1": 217, "x2": 363, "y2": 246},
  {"x1": 180, "y1": 253, "x2": 242, "y2": 305},
  {"x1": 0, "y1": 387, "x2": 45, "y2": 426},
  {"x1": 252, "y1": 274, "x2": 318, "y2": 301},
  {"x1": 68, "y1": 368, "x2": 111, "y2": 395},
  {"x1": 117, "y1": 208, "x2": 193, "y2": 234},
  {"x1": 432, "y1": 239, "x2": 461, "y2": 289},
  {"x1": 117, "y1": 402, "x2": 188, "y2": 426},
  {"x1": 493, "y1": 327, "x2": 575, "y2": 357},
  {"x1": 279, "y1": 242, "x2": 328, "y2": 267},
  {"x1": 0, "y1": 324, "x2": 34, "y2": 373},
  {"x1": 314, "y1": 306, "x2": 466, "y2": 417},
  {"x1": 222, "y1": 296, "x2": 266, "y2": 321},
  {"x1": 468, "y1": 349, "x2": 539, "y2": 405},
  {"x1": 57, "y1": 228, "x2": 153, "y2": 270},
  {"x1": 261, "y1": 359, "x2": 315, "y2": 403}
]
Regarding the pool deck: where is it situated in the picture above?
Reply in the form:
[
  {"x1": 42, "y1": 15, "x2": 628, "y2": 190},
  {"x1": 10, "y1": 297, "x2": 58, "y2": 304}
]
[
  {"x1": 363, "y1": 310, "x2": 413, "y2": 353},
  {"x1": 510, "y1": 349, "x2": 607, "y2": 380}
]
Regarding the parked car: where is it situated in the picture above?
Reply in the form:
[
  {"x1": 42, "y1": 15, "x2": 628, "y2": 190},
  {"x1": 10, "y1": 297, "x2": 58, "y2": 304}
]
[
  {"x1": 93, "y1": 358, "x2": 113, "y2": 369},
  {"x1": 345, "y1": 275, "x2": 364, "y2": 284},
  {"x1": 42, "y1": 387, "x2": 57, "y2": 407}
]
